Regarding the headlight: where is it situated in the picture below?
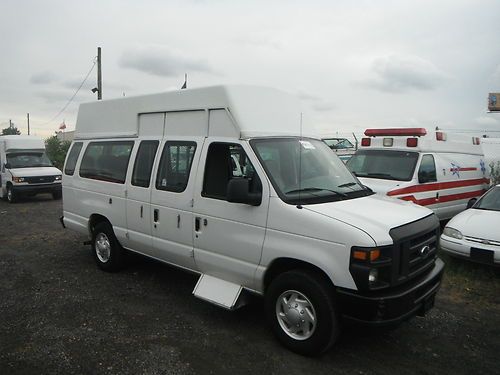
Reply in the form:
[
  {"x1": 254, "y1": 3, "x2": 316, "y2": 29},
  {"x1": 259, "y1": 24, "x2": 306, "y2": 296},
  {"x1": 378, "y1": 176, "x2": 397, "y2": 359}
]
[
  {"x1": 368, "y1": 268, "x2": 378, "y2": 284},
  {"x1": 55, "y1": 175, "x2": 62, "y2": 181},
  {"x1": 443, "y1": 227, "x2": 463, "y2": 240},
  {"x1": 12, "y1": 177, "x2": 26, "y2": 183}
]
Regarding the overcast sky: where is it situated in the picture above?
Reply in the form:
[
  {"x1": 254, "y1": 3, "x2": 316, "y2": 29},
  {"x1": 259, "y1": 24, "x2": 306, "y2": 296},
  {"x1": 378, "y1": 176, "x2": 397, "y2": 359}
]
[{"x1": 1, "y1": 0, "x2": 500, "y2": 138}]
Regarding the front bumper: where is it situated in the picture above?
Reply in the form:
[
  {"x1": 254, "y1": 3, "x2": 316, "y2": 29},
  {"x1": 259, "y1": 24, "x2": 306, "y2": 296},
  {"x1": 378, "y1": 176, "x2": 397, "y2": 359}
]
[
  {"x1": 337, "y1": 258, "x2": 444, "y2": 326},
  {"x1": 440, "y1": 236, "x2": 500, "y2": 265},
  {"x1": 12, "y1": 183, "x2": 62, "y2": 195}
]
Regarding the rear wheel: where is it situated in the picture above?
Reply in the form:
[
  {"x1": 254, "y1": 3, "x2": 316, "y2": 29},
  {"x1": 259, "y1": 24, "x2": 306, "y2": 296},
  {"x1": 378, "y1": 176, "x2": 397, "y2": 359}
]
[
  {"x1": 92, "y1": 222, "x2": 125, "y2": 272},
  {"x1": 265, "y1": 270, "x2": 339, "y2": 356}
]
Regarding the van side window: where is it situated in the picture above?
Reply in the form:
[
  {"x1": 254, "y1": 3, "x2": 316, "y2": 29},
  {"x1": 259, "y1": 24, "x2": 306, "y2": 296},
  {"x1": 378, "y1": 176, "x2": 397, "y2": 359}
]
[
  {"x1": 156, "y1": 141, "x2": 196, "y2": 192},
  {"x1": 202, "y1": 143, "x2": 261, "y2": 200},
  {"x1": 79, "y1": 141, "x2": 134, "y2": 184},
  {"x1": 64, "y1": 142, "x2": 83, "y2": 175},
  {"x1": 132, "y1": 141, "x2": 159, "y2": 187},
  {"x1": 418, "y1": 154, "x2": 437, "y2": 183}
]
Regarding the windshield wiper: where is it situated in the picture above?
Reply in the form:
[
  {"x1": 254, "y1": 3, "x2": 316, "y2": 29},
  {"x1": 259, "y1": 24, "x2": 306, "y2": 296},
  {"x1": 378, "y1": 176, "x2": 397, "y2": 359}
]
[
  {"x1": 337, "y1": 182, "x2": 358, "y2": 188},
  {"x1": 355, "y1": 172, "x2": 394, "y2": 178},
  {"x1": 285, "y1": 187, "x2": 348, "y2": 197}
]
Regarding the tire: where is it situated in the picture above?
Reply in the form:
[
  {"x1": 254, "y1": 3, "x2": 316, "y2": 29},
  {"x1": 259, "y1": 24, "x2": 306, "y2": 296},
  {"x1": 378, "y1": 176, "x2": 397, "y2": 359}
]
[
  {"x1": 6, "y1": 185, "x2": 17, "y2": 203},
  {"x1": 52, "y1": 191, "x2": 62, "y2": 200},
  {"x1": 91, "y1": 221, "x2": 125, "y2": 272},
  {"x1": 265, "y1": 270, "x2": 339, "y2": 356}
]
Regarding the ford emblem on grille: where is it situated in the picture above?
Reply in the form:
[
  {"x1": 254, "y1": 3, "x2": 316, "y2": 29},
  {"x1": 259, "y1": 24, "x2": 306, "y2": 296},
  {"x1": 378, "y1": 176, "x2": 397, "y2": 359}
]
[{"x1": 420, "y1": 245, "x2": 431, "y2": 258}]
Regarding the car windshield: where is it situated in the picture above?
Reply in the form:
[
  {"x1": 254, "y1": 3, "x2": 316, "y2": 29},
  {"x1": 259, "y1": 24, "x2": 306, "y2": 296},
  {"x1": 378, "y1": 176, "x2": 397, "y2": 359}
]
[
  {"x1": 323, "y1": 138, "x2": 355, "y2": 150},
  {"x1": 474, "y1": 186, "x2": 500, "y2": 211},
  {"x1": 251, "y1": 137, "x2": 372, "y2": 205},
  {"x1": 347, "y1": 150, "x2": 419, "y2": 181},
  {"x1": 6, "y1": 152, "x2": 53, "y2": 168}
]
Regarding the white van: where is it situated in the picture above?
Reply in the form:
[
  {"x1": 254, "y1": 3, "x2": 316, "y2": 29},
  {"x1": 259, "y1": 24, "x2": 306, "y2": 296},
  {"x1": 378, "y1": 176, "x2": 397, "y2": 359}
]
[
  {"x1": 347, "y1": 128, "x2": 489, "y2": 220},
  {"x1": 0, "y1": 135, "x2": 62, "y2": 203},
  {"x1": 62, "y1": 86, "x2": 444, "y2": 355}
]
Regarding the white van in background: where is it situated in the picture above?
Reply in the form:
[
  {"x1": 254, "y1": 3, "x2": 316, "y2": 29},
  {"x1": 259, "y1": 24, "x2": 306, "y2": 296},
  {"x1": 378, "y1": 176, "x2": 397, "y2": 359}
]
[
  {"x1": 61, "y1": 86, "x2": 444, "y2": 355},
  {"x1": 0, "y1": 135, "x2": 62, "y2": 203},
  {"x1": 347, "y1": 128, "x2": 489, "y2": 220}
]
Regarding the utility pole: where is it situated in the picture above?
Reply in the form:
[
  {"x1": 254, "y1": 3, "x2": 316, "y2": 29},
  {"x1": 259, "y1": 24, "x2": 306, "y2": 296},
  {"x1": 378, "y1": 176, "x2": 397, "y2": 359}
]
[
  {"x1": 9, "y1": 119, "x2": 12, "y2": 128},
  {"x1": 27, "y1": 113, "x2": 30, "y2": 135},
  {"x1": 97, "y1": 47, "x2": 102, "y2": 100}
]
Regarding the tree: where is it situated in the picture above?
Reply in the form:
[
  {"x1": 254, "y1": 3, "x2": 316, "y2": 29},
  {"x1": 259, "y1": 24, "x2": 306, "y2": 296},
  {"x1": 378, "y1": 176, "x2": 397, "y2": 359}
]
[
  {"x1": 45, "y1": 135, "x2": 71, "y2": 170},
  {"x1": 2, "y1": 126, "x2": 21, "y2": 135},
  {"x1": 489, "y1": 161, "x2": 500, "y2": 186}
]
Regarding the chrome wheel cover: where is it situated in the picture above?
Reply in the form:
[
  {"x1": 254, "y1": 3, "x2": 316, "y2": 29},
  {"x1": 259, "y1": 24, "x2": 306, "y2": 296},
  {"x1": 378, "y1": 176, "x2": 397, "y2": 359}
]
[
  {"x1": 95, "y1": 233, "x2": 111, "y2": 263},
  {"x1": 276, "y1": 289, "x2": 317, "y2": 340}
]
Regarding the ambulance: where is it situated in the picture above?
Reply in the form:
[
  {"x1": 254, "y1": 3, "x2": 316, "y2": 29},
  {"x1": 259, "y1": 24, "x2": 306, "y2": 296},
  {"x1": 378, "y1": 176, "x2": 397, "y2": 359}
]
[{"x1": 347, "y1": 128, "x2": 489, "y2": 220}]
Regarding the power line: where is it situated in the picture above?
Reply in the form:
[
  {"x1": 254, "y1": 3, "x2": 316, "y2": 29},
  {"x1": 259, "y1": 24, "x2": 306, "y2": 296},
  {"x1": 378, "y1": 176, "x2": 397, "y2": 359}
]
[{"x1": 38, "y1": 57, "x2": 97, "y2": 127}]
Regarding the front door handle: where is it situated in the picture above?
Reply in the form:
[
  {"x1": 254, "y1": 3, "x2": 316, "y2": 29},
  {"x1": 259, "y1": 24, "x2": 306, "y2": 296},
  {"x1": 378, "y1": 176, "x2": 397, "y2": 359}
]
[{"x1": 154, "y1": 209, "x2": 159, "y2": 222}]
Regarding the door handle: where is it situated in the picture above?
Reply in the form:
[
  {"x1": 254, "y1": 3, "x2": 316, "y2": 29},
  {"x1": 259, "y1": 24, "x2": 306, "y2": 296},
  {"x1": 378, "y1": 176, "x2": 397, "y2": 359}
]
[
  {"x1": 154, "y1": 209, "x2": 159, "y2": 222},
  {"x1": 195, "y1": 217, "x2": 201, "y2": 232},
  {"x1": 140, "y1": 205, "x2": 143, "y2": 218}
]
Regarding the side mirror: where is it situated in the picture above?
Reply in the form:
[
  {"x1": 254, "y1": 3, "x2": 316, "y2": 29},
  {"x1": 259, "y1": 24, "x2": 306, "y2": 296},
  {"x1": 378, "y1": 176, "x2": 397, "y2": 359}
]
[
  {"x1": 4, "y1": 162, "x2": 11, "y2": 170},
  {"x1": 227, "y1": 178, "x2": 261, "y2": 206},
  {"x1": 466, "y1": 198, "x2": 477, "y2": 209},
  {"x1": 418, "y1": 171, "x2": 429, "y2": 184}
]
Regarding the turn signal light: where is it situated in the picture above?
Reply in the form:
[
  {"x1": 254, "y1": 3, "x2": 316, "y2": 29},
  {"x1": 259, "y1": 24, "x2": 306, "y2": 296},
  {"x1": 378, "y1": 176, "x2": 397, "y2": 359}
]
[{"x1": 352, "y1": 248, "x2": 380, "y2": 262}]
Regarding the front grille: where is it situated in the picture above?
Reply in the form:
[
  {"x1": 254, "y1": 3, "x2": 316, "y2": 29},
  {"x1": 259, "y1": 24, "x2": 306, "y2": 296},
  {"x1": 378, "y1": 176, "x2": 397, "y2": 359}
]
[
  {"x1": 389, "y1": 214, "x2": 440, "y2": 286},
  {"x1": 25, "y1": 176, "x2": 56, "y2": 184},
  {"x1": 464, "y1": 236, "x2": 500, "y2": 247}
]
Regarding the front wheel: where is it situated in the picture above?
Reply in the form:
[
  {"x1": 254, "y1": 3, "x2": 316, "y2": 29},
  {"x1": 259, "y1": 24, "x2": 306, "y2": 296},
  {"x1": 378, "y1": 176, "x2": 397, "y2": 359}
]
[
  {"x1": 6, "y1": 185, "x2": 17, "y2": 203},
  {"x1": 265, "y1": 270, "x2": 339, "y2": 356},
  {"x1": 91, "y1": 222, "x2": 125, "y2": 272}
]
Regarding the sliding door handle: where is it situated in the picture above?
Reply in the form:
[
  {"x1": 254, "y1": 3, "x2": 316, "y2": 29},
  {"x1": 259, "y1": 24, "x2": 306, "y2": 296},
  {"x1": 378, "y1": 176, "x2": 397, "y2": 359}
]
[
  {"x1": 153, "y1": 209, "x2": 159, "y2": 222},
  {"x1": 195, "y1": 217, "x2": 201, "y2": 232}
]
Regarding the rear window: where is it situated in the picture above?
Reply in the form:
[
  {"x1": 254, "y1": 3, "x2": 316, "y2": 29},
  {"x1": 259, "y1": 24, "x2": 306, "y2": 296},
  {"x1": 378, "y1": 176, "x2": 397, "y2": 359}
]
[
  {"x1": 79, "y1": 141, "x2": 134, "y2": 184},
  {"x1": 64, "y1": 142, "x2": 83, "y2": 175}
]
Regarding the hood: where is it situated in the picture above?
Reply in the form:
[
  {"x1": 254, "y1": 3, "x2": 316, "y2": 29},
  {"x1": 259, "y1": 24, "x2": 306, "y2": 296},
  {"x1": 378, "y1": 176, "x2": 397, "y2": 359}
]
[
  {"x1": 304, "y1": 194, "x2": 434, "y2": 246},
  {"x1": 9, "y1": 167, "x2": 62, "y2": 177},
  {"x1": 357, "y1": 177, "x2": 410, "y2": 195},
  {"x1": 447, "y1": 209, "x2": 500, "y2": 241}
]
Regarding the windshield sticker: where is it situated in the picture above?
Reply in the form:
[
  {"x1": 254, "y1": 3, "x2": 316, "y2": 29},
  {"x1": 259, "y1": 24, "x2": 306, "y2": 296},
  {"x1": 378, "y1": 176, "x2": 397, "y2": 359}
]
[{"x1": 299, "y1": 140, "x2": 315, "y2": 150}]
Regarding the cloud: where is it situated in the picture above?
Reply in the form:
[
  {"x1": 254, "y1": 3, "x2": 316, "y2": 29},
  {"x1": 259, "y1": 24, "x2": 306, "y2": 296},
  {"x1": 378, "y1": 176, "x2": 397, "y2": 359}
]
[
  {"x1": 474, "y1": 116, "x2": 498, "y2": 126},
  {"x1": 361, "y1": 55, "x2": 449, "y2": 93},
  {"x1": 30, "y1": 71, "x2": 58, "y2": 85},
  {"x1": 297, "y1": 90, "x2": 336, "y2": 112},
  {"x1": 119, "y1": 46, "x2": 213, "y2": 77}
]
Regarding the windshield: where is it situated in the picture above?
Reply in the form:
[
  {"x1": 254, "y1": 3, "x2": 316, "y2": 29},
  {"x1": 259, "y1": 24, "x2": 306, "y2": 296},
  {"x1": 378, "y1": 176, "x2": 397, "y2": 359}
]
[
  {"x1": 323, "y1": 138, "x2": 355, "y2": 150},
  {"x1": 347, "y1": 150, "x2": 419, "y2": 181},
  {"x1": 6, "y1": 152, "x2": 53, "y2": 168},
  {"x1": 251, "y1": 137, "x2": 372, "y2": 205},
  {"x1": 474, "y1": 186, "x2": 500, "y2": 211}
]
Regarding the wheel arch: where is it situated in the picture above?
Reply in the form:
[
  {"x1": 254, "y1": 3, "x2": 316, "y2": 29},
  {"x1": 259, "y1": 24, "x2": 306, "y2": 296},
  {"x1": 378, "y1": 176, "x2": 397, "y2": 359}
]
[
  {"x1": 263, "y1": 257, "x2": 335, "y2": 293},
  {"x1": 88, "y1": 213, "x2": 112, "y2": 237}
]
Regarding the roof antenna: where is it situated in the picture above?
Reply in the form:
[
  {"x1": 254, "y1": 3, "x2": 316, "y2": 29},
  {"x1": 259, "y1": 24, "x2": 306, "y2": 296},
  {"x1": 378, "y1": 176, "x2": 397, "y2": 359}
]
[{"x1": 297, "y1": 112, "x2": 303, "y2": 209}]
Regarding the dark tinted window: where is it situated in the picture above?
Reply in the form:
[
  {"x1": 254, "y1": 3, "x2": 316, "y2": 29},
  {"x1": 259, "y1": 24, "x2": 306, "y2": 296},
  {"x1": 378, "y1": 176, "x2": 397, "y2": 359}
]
[
  {"x1": 80, "y1": 141, "x2": 134, "y2": 184},
  {"x1": 418, "y1": 154, "x2": 437, "y2": 183},
  {"x1": 156, "y1": 141, "x2": 196, "y2": 192},
  {"x1": 132, "y1": 141, "x2": 159, "y2": 187},
  {"x1": 202, "y1": 143, "x2": 261, "y2": 200},
  {"x1": 64, "y1": 142, "x2": 83, "y2": 175}
]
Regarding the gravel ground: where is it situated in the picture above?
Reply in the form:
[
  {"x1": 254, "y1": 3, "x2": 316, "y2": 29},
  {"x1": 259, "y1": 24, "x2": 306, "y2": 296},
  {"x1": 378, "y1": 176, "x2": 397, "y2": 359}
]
[{"x1": 0, "y1": 195, "x2": 499, "y2": 375}]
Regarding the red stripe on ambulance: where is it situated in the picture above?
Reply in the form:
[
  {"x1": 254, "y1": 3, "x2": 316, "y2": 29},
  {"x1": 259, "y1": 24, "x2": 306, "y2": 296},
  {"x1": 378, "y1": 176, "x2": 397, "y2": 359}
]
[
  {"x1": 387, "y1": 178, "x2": 490, "y2": 197},
  {"x1": 399, "y1": 189, "x2": 487, "y2": 206}
]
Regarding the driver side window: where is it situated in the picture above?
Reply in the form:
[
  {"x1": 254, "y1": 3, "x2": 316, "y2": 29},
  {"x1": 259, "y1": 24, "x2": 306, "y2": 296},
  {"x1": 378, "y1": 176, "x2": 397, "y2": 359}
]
[
  {"x1": 202, "y1": 143, "x2": 261, "y2": 200},
  {"x1": 418, "y1": 154, "x2": 437, "y2": 183}
]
